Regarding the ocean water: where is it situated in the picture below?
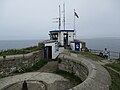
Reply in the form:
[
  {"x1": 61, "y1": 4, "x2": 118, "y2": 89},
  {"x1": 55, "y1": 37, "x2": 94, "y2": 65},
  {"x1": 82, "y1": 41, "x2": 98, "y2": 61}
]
[
  {"x1": 0, "y1": 40, "x2": 42, "y2": 50},
  {"x1": 83, "y1": 38, "x2": 120, "y2": 52},
  {"x1": 82, "y1": 38, "x2": 120, "y2": 59},
  {"x1": 0, "y1": 39, "x2": 120, "y2": 52},
  {"x1": 0, "y1": 39, "x2": 120, "y2": 59}
]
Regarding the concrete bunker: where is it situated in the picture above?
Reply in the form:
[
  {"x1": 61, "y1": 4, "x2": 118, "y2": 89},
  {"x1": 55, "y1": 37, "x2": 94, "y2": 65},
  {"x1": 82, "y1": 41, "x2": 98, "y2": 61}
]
[
  {"x1": 58, "y1": 52, "x2": 111, "y2": 90},
  {"x1": 0, "y1": 72, "x2": 72, "y2": 90}
]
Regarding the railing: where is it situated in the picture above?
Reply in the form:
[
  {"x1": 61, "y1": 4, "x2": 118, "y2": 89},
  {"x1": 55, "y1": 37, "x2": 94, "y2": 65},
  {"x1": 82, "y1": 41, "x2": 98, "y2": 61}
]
[{"x1": 89, "y1": 49, "x2": 120, "y2": 60}]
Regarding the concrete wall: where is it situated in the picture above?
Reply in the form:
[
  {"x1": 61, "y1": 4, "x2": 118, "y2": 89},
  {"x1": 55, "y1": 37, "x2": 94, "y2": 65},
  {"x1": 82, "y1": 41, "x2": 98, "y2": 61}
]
[
  {"x1": 0, "y1": 50, "x2": 44, "y2": 78},
  {"x1": 60, "y1": 32, "x2": 64, "y2": 46},
  {"x1": 58, "y1": 51, "x2": 111, "y2": 90}
]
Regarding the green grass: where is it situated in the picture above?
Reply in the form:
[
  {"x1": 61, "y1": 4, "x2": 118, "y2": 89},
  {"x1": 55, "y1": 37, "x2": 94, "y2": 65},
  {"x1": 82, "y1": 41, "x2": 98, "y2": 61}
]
[
  {"x1": 106, "y1": 63, "x2": 120, "y2": 72},
  {"x1": 0, "y1": 43, "x2": 44, "y2": 56},
  {"x1": 105, "y1": 67, "x2": 120, "y2": 90},
  {"x1": 54, "y1": 70, "x2": 82, "y2": 86},
  {"x1": 15, "y1": 59, "x2": 48, "y2": 73},
  {"x1": 70, "y1": 50, "x2": 104, "y2": 61}
]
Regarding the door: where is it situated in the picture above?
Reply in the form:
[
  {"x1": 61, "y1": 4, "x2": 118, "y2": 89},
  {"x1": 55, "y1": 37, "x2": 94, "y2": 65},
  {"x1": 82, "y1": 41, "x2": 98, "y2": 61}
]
[
  {"x1": 64, "y1": 33, "x2": 68, "y2": 46},
  {"x1": 44, "y1": 46, "x2": 52, "y2": 59}
]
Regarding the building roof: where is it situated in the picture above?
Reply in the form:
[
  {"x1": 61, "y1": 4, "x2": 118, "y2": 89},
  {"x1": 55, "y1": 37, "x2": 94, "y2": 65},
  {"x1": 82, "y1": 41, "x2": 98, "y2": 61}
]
[
  {"x1": 43, "y1": 40, "x2": 58, "y2": 44},
  {"x1": 49, "y1": 30, "x2": 74, "y2": 33}
]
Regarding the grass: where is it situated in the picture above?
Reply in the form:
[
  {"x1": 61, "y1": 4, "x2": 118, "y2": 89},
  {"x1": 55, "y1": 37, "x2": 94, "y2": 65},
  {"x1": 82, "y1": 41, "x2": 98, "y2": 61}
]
[
  {"x1": 0, "y1": 43, "x2": 44, "y2": 56},
  {"x1": 54, "y1": 70, "x2": 82, "y2": 86},
  {"x1": 70, "y1": 50, "x2": 104, "y2": 61},
  {"x1": 15, "y1": 59, "x2": 48, "y2": 73},
  {"x1": 106, "y1": 63, "x2": 120, "y2": 72},
  {"x1": 105, "y1": 67, "x2": 120, "y2": 90}
]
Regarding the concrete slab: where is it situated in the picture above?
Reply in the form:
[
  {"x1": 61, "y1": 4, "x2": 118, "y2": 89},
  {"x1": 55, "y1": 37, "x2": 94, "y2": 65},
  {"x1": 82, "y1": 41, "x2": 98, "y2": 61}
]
[{"x1": 0, "y1": 72, "x2": 68, "y2": 90}]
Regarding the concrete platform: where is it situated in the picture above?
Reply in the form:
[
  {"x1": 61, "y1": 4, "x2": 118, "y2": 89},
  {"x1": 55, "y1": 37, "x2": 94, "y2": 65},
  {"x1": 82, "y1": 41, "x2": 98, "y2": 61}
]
[{"x1": 0, "y1": 72, "x2": 71, "y2": 90}]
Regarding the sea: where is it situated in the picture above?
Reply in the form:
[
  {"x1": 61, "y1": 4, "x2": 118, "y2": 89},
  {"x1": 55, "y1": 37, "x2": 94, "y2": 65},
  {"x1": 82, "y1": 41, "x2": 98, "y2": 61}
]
[
  {"x1": 0, "y1": 38, "x2": 120, "y2": 59},
  {"x1": 0, "y1": 39, "x2": 120, "y2": 51},
  {"x1": 82, "y1": 38, "x2": 120, "y2": 52},
  {"x1": 82, "y1": 38, "x2": 120, "y2": 59},
  {"x1": 0, "y1": 40, "x2": 43, "y2": 50}
]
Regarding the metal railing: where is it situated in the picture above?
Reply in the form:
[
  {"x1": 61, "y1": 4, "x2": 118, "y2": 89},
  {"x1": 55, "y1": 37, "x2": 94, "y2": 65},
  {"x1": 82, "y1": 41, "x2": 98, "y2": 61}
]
[{"x1": 89, "y1": 49, "x2": 120, "y2": 60}]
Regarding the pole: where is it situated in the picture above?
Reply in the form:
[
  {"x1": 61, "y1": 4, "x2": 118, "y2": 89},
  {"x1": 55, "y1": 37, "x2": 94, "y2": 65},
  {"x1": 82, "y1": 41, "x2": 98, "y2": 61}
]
[
  {"x1": 74, "y1": 9, "x2": 76, "y2": 39},
  {"x1": 63, "y1": 3, "x2": 65, "y2": 30},
  {"x1": 59, "y1": 5, "x2": 61, "y2": 30}
]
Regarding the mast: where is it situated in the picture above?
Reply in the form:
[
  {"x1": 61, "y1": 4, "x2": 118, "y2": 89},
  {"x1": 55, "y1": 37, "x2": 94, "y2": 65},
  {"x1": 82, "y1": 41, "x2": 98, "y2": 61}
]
[
  {"x1": 63, "y1": 3, "x2": 65, "y2": 30},
  {"x1": 59, "y1": 5, "x2": 61, "y2": 30},
  {"x1": 74, "y1": 9, "x2": 79, "y2": 38},
  {"x1": 74, "y1": 9, "x2": 76, "y2": 38},
  {"x1": 74, "y1": 9, "x2": 75, "y2": 31}
]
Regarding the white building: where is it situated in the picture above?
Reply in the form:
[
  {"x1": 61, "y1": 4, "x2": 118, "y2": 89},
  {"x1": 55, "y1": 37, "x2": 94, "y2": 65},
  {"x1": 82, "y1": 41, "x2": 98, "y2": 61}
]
[
  {"x1": 44, "y1": 29, "x2": 74, "y2": 59},
  {"x1": 44, "y1": 29, "x2": 86, "y2": 59},
  {"x1": 44, "y1": 40, "x2": 59, "y2": 59},
  {"x1": 49, "y1": 30, "x2": 75, "y2": 46}
]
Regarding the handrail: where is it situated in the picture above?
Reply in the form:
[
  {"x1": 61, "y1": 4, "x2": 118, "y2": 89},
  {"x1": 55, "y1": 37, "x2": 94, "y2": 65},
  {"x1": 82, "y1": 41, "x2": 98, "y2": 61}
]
[{"x1": 89, "y1": 49, "x2": 120, "y2": 59}]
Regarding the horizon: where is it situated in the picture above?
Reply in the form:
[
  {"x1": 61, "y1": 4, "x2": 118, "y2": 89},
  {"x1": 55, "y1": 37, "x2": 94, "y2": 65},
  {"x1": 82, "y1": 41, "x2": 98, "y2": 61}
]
[{"x1": 0, "y1": 36, "x2": 120, "y2": 41}]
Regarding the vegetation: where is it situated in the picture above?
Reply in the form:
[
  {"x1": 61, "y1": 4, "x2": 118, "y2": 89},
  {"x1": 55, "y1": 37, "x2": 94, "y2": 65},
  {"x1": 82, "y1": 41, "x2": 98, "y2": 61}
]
[
  {"x1": 54, "y1": 70, "x2": 82, "y2": 86},
  {"x1": 105, "y1": 67, "x2": 120, "y2": 90},
  {"x1": 70, "y1": 50, "x2": 104, "y2": 61},
  {"x1": 0, "y1": 43, "x2": 44, "y2": 56},
  {"x1": 15, "y1": 59, "x2": 48, "y2": 73},
  {"x1": 106, "y1": 63, "x2": 120, "y2": 72}
]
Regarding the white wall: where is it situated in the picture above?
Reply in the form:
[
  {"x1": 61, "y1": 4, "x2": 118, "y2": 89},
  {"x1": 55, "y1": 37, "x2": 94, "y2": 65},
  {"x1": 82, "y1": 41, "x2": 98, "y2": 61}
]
[
  {"x1": 58, "y1": 32, "x2": 60, "y2": 43},
  {"x1": 68, "y1": 32, "x2": 74, "y2": 45},
  {"x1": 57, "y1": 31, "x2": 74, "y2": 46},
  {"x1": 70, "y1": 43, "x2": 75, "y2": 50},
  {"x1": 45, "y1": 42, "x2": 59, "y2": 59},
  {"x1": 60, "y1": 32, "x2": 64, "y2": 46}
]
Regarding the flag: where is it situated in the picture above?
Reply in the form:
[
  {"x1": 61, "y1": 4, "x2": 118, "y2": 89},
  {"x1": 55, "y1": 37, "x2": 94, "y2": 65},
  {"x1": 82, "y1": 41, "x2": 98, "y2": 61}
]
[{"x1": 74, "y1": 11, "x2": 79, "y2": 18}]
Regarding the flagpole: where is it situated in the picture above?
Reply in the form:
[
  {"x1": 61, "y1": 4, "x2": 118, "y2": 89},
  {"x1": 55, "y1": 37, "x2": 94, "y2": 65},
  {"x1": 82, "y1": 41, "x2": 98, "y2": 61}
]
[
  {"x1": 74, "y1": 9, "x2": 76, "y2": 39},
  {"x1": 63, "y1": 3, "x2": 65, "y2": 30}
]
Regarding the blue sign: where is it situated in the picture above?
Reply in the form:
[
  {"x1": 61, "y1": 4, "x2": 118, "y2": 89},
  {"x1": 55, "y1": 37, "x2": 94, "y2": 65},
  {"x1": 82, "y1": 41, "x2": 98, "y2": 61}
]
[{"x1": 75, "y1": 42, "x2": 80, "y2": 51}]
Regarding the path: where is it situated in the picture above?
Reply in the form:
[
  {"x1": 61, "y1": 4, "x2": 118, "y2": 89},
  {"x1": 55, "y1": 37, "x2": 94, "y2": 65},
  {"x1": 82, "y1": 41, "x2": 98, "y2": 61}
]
[
  {"x1": 96, "y1": 60, "x2": 120, "y2": 75},
  {"x1": 38, "y1": 61, "x2": 58, "y2": 73}
]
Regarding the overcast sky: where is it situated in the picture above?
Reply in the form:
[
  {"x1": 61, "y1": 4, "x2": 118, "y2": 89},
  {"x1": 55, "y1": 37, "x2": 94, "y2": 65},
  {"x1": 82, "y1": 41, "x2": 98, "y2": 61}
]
[{"x1": 0, "y1": 0, "x2": 120, "y2": 40}]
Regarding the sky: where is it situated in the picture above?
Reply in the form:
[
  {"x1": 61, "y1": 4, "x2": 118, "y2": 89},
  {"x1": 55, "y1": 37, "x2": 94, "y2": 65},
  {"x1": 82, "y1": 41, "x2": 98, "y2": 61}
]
[{"x1": 0, "y1": 0, "x2": 120, "y2": 40}]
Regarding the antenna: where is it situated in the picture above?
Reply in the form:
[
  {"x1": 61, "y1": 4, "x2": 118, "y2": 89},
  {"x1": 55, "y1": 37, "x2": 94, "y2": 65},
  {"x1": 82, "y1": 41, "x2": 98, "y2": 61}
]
[
  {"x1": 63, "y1": 3, "x2": 65, "y2": 30},
  {"x1": 59, "y1": 5, "x2": 61, "y2": 30},
  {"x1": 74, "y1": 9, "x2": 76, "y2": 39}
]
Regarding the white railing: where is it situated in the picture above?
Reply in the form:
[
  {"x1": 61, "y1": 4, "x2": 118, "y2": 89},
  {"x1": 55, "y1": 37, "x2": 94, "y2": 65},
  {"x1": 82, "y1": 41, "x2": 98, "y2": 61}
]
[{"x1": 89, "y1": 49, "x2": 120, "y2": 59}]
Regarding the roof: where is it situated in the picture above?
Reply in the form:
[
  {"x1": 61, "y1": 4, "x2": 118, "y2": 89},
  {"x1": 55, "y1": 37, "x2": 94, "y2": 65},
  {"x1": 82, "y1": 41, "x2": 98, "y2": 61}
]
[
  {"x1": 49, "y1": 30, "x2": 74, "y2": 33},
  {"x1": 43, "y1": 40, "x2": 58, "y2": 44}
]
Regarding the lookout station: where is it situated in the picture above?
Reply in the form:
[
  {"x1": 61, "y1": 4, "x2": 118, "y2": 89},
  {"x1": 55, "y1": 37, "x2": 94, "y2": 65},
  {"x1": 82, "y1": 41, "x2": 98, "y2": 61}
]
[
  {"x1": 44, "y1": 4, "x2": 86, "y2": 59},
  {"x1": 49, "y1": 30, "x2": 74, "y2": 46},
  {"x1": 44, "y1": 29, "x2": 75, "y2": 60}
]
